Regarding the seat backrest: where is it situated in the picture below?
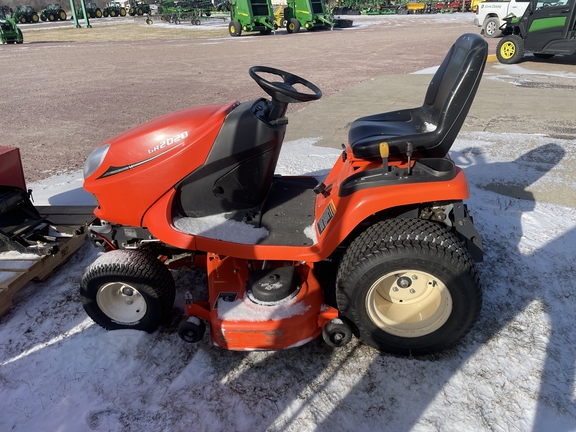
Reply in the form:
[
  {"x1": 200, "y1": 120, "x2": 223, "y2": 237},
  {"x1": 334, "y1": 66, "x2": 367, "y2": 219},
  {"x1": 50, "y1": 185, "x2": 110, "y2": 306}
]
[{"x1": 420, "y1": 33, "x2": 488, "y2": 157}]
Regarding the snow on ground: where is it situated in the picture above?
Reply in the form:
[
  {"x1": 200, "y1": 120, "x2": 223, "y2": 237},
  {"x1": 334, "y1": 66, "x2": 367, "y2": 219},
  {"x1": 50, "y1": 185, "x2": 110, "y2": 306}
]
[
  {"x1": 2, "y1": 56, "x2": 576, "y2": 431},
  {"x1": 1, "y1": 130, "x2": 575, "y2": 432}
]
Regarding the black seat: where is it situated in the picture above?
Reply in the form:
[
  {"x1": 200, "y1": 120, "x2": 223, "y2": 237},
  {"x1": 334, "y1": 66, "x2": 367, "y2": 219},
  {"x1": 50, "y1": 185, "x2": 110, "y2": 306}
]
[{"x1": 348, "y1": 33, "x2": 488, "y2": 160}]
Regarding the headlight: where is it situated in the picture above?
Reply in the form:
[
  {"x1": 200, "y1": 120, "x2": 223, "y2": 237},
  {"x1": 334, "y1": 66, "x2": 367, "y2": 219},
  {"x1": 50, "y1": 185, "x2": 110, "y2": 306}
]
[{"x1": 83, "y1": 144, "x2": 110, "y2": 179}]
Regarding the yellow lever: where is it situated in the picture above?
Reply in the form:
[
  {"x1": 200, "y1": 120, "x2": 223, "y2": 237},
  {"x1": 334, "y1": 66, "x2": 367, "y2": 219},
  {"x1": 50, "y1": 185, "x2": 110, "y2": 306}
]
[{"x1": 379, "y1": 142, "x2": 389, "y2": 173}]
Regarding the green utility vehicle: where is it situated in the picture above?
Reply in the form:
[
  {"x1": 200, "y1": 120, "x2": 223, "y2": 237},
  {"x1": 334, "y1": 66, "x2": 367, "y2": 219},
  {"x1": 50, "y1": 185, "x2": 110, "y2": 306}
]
[
  {"x1": 0, "y1": 8, "x2": 23, "y2": 43},
  {"x1": 40, "y1": 4, "x2": 67, "y2": 21},
  {"x1": 283, "y1": 0, "x2": 333, "y2": 32},
  {"x1": 228, "y1": 0, "x2": 276, "y2": 36},
  {"x1": 128, "y1": 0, "x2": 151, "y2": 16},
  {"x1": 103, "y1": 1, "x2": 127, "y2": 16},
  {"x1": 77, "y1": 2, "x2": 103, "y2": 18},
  {"x1": 12, "y1": 5, "x2": 39, "y2": 23},
  {"x1": 496, "y1": 0, "x2": 576, "y2": 63}
]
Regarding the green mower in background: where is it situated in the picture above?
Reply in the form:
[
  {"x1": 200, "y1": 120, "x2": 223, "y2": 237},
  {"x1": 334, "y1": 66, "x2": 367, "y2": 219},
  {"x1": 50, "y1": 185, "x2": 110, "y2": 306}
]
[
  {"x1": 284, "y1": 0, "x2": 334, "y2": 32},
  {"x1": 103, "y1": 1, "x2": 127, "y2": 17},
  {"x1": 11, "y1": 5, "x2": 39, "y2": 23},
  {"x1": 228, "y1": 0, "x2": 276, "y2": 36},
  {"x1": 77, "y1": 2, "x2": 103, "y2": 18},
  {"x1": 0, "y1": 8, "x2": 23, "y2": 43},
  {"x1": 40, "y1": 4, "x2": 67, "y2": 21}
]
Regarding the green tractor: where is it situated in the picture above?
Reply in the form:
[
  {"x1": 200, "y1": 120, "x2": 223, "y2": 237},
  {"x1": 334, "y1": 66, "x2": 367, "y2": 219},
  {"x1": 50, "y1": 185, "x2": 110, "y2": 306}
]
[
  {"x1": 40, "y1": 4, "x2": 67, "y2": 21},
  {"x1": 11, "y1": 5, "x2": 39, "y2": 23},
  {"x1": 283, "y1": 0, "x2": 334, "y2": 32},
  {"x1": 128, "y1": 0, "x2": 151, "y2": 16},
  {"x1": 77, "y1": 2, "x2": 103, "y2": 18},
  {"x1": 103, "y1": 1, "x2": 127, "y2": 16},
  {"x1": 228, "y1": 0, "x2": 276, "y2": 36},
  {"x1": 0, "y1": 7, "x2": 23, "y2": 43},
  {"x1": 496, "y1": 0, "x2": 576, "y2": 64}
]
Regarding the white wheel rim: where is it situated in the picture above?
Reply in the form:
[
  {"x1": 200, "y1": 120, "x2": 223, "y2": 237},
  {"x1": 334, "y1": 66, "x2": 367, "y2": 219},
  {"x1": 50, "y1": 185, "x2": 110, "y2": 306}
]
[
  {"x1": 96, "y1": 282, "x2": 147, "y2": 324},
  {"x1": 366, "y1": 270, "x2": 452, "y2": 337}
]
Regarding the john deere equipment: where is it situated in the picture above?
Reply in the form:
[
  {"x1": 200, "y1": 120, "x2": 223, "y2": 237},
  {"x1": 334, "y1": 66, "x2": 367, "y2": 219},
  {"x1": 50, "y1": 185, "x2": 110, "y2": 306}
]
[
  {"x1": 128, "y1": 0, "x2": 151, "y2": 16},
  {"x1": 228, "y1": 0, "x2": 276, "y2": 36},
  {"x1": 0, "y1": 8, "x2": 23, "y2": 43},
  {"x1": 496, "y1": 0, "x2": 576, "y2": 64},
  {"x1": 40, "y1": 3, "x2": 67, "y2": 21},
  {"x1": 284, "y1": 0, "x2": 334, "y2": 32},
  {"x1": 77, "y1": 2, "x2": 103, "y2": 18},
  {"x1": 103, "y1": 1, "x2": 126, "y2": 17},
  {"x1": 12, "y1": 5, "x2": 39, "y2": 23}
]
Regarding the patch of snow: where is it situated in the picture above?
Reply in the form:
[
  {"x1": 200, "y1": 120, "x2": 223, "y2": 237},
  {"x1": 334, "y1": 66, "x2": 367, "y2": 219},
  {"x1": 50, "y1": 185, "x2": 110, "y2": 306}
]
[
  {"x1": 173, "y1": 213, "x2": 268, "y2": 244},
  {"x1": 217, "y1": 294, "x2": 310, "y2": 322}
]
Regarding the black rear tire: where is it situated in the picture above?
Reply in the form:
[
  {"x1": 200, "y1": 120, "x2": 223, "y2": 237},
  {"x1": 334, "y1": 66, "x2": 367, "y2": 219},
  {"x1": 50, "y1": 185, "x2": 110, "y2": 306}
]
[
  {"x1": 80, "y1": 249, "x2": 176, "y2": 332},
  {"x1": 336, "y1": 219, "x2": 482, "y2": 356}
]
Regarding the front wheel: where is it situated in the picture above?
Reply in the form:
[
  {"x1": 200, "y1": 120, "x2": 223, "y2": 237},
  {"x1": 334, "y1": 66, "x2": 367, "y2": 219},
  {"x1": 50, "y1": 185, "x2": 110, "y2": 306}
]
[
  {"x1": 286, "y1": 18, "x2": 300, "y2": 33},
  {"x1": 496, "y1": 35, "x2": 525, "y2": 64},
  {"x1": 228, "y1": 20, "x2": 241, "y2": 36},
  {"x1": 336, "y1": 219, "x2": 482, "y2": 355},
  {"x1": 80, "y1": 249, "x2": 176, "y2": 332}
]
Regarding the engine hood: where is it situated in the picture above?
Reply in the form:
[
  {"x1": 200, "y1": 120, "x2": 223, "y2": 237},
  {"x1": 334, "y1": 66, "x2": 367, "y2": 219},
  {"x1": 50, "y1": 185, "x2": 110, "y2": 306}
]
[{"x1": 84, "y1": 101, "x2": 238, "y2": 227}]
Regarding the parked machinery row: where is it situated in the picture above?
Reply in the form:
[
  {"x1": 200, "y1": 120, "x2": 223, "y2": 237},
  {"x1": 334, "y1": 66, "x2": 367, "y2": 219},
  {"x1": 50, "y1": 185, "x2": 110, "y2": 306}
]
[
  {"x1": 228, "y1": 0, "x2": 352, "y2": 37},
  {"x1": 331, "y1": 0, "x2": 478, "y2": 15}
]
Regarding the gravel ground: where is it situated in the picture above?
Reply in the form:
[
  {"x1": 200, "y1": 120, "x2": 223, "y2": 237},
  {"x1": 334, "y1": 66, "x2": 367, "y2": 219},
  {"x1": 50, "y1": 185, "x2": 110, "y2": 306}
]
[{"x1": 3, "y1": 13, "x2": 492, "y2": 183}]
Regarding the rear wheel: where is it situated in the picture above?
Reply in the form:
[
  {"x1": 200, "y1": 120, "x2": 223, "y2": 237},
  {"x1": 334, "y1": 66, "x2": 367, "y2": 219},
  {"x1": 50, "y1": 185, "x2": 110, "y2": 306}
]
[
  {"x1": 59, "y1": 10, "x2": 66, "y2": 20},
  {"x1": 497, "y1": 35, "x2": 525, "y2": 64},
  {"x1": 483, "y1": 17, "x2": 501, "y2": 38},
  {"x1": 80, "y1": 249, "x2": 176, "y2": 332},
  {"x1": 120, "y1": 8, "x2": 126, "y2": 16},
  {"x1": 32, "y1": 13, "x2": 39, "y2": 22},
  {"x1": 48, "y1": 13, "x2": 55, "y2": 21},
  {"x1": 110, "y1": 9, "x2": 117, "y2": 16},
  {"x1": 336, "y1": 219, "x2": 482, "y2": 355},
  {"x1": 96, "y1": 9, "x2": 102, "y2": 18}
]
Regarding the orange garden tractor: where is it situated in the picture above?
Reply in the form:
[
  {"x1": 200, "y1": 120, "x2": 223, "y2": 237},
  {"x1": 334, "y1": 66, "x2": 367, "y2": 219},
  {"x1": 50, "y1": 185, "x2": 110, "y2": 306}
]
[{"x1": 80, "y1": 34, "x2": 487, "y2": 356}]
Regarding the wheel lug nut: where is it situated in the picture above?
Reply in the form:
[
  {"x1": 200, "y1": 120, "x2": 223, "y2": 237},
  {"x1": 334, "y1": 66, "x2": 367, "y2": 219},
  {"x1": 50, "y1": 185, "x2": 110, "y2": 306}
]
[{"x1": 409, "y1": 289, "x2": 415, "y2": 294}]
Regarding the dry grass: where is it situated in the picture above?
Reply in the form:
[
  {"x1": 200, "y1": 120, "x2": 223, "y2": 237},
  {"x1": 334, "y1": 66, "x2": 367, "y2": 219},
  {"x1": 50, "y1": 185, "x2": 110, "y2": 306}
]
[{"x1": 20, "y1": 18, "x2": 229, "y2": 43}]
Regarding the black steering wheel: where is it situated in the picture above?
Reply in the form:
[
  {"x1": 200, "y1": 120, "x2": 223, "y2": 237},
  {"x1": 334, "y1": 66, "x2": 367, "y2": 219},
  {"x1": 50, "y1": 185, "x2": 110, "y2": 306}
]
[{"x1": 249, "y1": 66, "x2": 322, "y2": 105}]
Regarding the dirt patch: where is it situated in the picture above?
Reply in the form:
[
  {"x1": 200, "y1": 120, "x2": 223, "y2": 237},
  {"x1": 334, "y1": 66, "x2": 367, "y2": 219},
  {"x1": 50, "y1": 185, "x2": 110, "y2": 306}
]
[
  {"x1": 7, "y1": 14, "x2": 479, "y2": 183},
  {"x1": 21, "y1": 18, "x2": 229, "y2": 43}
]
